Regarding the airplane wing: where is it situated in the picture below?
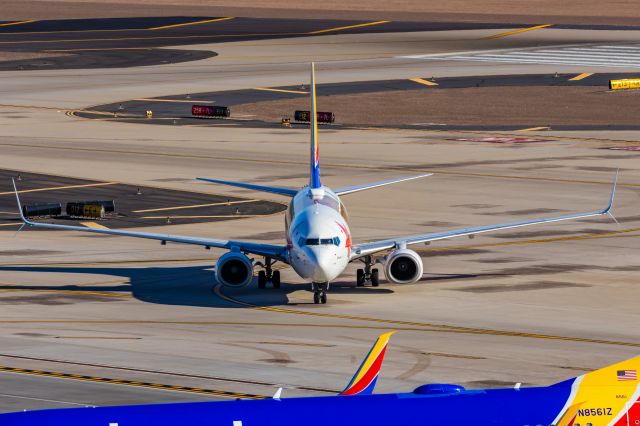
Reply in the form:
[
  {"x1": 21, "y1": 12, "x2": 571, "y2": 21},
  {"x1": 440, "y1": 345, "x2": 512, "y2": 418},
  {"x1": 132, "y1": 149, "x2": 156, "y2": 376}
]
[
  {"x1": 333, "y1": 173, "x2": 433, "y2": 196},
  {"x1": 11, "y1": 179, "x2": 289, "y2": 262},
  {"x1": 351, "y1": 172, "x2": 618, "y2": 260}
]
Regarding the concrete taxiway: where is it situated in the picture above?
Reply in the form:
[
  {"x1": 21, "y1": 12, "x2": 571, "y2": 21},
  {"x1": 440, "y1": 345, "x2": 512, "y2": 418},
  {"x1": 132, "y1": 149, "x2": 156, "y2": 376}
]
[{"x1": 1, "y1": 16, "x2": 640, "y2": 414}]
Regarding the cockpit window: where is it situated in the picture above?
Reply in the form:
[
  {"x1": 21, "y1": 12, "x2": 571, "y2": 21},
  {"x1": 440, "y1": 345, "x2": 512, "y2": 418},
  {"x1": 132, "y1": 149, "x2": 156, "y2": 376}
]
[{"x1": 300, "y1": 237, "x2": 340, "y2": 246}]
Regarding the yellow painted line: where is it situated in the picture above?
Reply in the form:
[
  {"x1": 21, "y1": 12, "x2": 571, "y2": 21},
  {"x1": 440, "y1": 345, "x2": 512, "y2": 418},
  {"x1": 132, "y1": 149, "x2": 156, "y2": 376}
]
[
  {"x1": 0, "y1": 31, "x2": 302, "y2": 45},
  {"x1": 148, "y1": 17, "x2": 234, "y2": 30},
  {"x1": 134, "y1": 98, "x2": 213, "y2": 103},
  {"x1": 54, "y1": 336, "x2": 140, "y2": 340},
  {"x1": 410, "y1": 77, "x2": 439, "y2": 87},
  {"x1": 517, "y1": 126, "x2": 550, "y2": 132},
  {"x1": 0, "y1": 287, "x2": 130, "y2": 298},
  {"x1": 254, "y1": 87, "x2": 308, "y2": 94},
  {"x1": 569, "y1": 72, "x2": 594, "y2": 81},
  {"x1": 0, "y1": 365, "x2": 264, "y2": 399},
  {"x1": 482, "y1": 24, "x2": 553, "y2": 40},
  {"x1": 46, "y1": 47, "x2": 151, "y2": 52},
  {"x1": 0, "y1": 20, "x2": 36, "y2": 28},
  {"x1": 0, "y1": 182, "x2": 118, "y2": 196},
  {"x1": 308, "y1": 20, "x2": 390, "y2": 35},
  {"x1": 141, "y1": 215, "x2": 256, "y2": 219},
  {"x1": 211, "y1": 286, "x2": 640, "y2": 347},
  {"x1": 0, "y1": 223, "x2": 20, "y2": 227},
  {"x1": 133, "y1": 199, "x2": 257, "y2": 213},
  {"x1": 80, "y1": 221, "x2": 109, "y2": 230}
]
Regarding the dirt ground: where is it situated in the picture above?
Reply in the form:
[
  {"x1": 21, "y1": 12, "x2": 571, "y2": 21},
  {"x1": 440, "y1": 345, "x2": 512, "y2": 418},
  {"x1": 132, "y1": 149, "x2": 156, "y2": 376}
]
[
  {"x1": 0, "y1": 51, "x2": 66, "y2": 61},
  {"x1": 232, "y1": 86, "x2": 640, "y2": 127},
  {"x1": 4, "y1": 0, "x2": 640, "y2": 25}
]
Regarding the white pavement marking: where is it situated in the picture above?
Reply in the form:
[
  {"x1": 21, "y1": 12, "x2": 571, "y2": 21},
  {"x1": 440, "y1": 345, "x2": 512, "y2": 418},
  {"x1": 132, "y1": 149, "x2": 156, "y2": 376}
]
[{"x1": 404, "y1": 44, "x2": 640, "y2": 68}]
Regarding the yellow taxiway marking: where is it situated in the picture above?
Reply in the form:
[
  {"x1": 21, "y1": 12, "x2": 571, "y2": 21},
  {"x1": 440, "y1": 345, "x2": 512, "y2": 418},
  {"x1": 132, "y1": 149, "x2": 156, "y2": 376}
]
[
  {"x1": 0, "y1": 365, "x2": 263, "y2": 399},
  {"x1": 80, "y1": 222, "x2": 109, "y2": 230},
  {"x1": 0, "y1": 223, "x2": 20, "y2": 227},
  {"x1": 309, "y1": 20, "x2": 390, "y2": 35},
  {"x1": 148, "y1": 17, "x2": 234, "y2": 31},
  {"x1": 46, "y1": 47, "x2": 152, "y2": 52},
  {"x1": 0, "y1": 182, "x2": 118, "y2": 196},
  {"x1": 0, "y1": 31, "x2": 301, "y2": 45},
  {"x1": 410, "y1": 77, "x2": 439, "y2": 87},
  {"x1": 569, "y1": 72, "x2": 594, "y2": 81},
  {"x1": 133, "y1": 98, "x2": 213, "y2": 103},
  {"x1": 482, "y1": 24, "x2": 553, "y2": 40},
  {"x1": 141, "y1": 215, "x2": 255, "y2": 219},
  {"x1": 211, "y1": 286, "x2": 640, "y2": 348},
  {"x1": 0, "y1": 286, "x2": 130, "y2": 298},
  {"x1": 254, "y1": 87, "x2": 308, "y2": 94},
  {"x1": 517, "y1": 126, "x2": 550, "y2": 132},
  {"x1": 133, "y1": 199, "x2": 257, "y2": 213},
  {"x1": 1, "y1": 318, "x2": 639, "y2": 348},
  {"x1": 0, "y1": 20, "x2": 36, "y2": 28}
]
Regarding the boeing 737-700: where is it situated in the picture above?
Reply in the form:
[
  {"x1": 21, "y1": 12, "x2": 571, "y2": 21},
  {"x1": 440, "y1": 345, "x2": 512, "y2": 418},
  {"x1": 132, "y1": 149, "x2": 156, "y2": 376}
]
[
  {"x1": 11, "y1": 63, "x2": 618, "y2": 304},
  {"x1": 2, "y1": 332, "x2": 638, "y2": 425}
]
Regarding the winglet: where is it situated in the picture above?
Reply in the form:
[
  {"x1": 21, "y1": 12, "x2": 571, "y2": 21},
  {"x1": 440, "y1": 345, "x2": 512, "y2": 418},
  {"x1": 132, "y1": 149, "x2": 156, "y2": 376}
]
[
  {"x1": 603, "y1": 169, "x2": 619, "y2": 225},
  {"x1": 341, "y1": 332, "x2": 394, "y2": 396},
  {"x1": 11, "y1": 178, "x2": 29, "y2": 225}
]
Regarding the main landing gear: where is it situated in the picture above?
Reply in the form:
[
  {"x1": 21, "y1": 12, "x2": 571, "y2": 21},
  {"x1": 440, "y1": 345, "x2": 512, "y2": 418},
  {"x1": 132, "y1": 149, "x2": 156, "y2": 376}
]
[
  {"x1": 312, "y1": 282, "x2": 328, "y2": 304},
  {"x1": 356, "y1": 255, "x2": 380, "y2": 287},
  {"x1": 256, "y1": 256, "x2": 281, "y2": 289}
]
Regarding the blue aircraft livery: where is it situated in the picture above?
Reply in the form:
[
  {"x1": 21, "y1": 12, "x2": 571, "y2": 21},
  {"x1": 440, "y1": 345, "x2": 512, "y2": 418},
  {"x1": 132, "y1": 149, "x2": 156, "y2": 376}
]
[{"x1": 2, "y1": 332, "x2": 639, "y2": 426}]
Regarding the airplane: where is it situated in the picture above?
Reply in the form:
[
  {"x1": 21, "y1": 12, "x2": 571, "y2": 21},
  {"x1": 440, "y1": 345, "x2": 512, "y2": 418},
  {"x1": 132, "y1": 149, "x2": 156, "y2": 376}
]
[
  {"x1": 10, "y1": 63, "x2": 618, "y2": 304},
  {"x1": 1, "y1": 332, "x2": 638, "y2": 425}
]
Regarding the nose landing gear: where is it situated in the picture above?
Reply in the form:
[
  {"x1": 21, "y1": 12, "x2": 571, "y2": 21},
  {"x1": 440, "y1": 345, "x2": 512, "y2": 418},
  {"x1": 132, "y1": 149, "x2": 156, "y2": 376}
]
[
  {"x1": 256, "y1": 256, "x2": 281, "y2": 289},
  {"x1": 356, "y1": 255, "x2": 380, "y2": 287},
  {"x1": 312, "y1": 282, "x2": 328, "y2": 304}
]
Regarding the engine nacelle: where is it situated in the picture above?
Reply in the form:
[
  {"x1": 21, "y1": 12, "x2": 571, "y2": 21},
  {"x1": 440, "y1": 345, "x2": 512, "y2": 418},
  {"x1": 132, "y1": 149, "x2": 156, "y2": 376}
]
[
  {"x1": 383, "y1": 249, "x2": 424, "y2": 284},
  {"x1": 215, "y1": 252, "x2": 253, "y2": 288}
]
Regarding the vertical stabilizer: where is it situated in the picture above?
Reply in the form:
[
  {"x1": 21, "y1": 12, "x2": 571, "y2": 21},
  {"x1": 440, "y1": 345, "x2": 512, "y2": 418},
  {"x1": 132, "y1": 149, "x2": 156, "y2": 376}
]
[
  {"x1": 309, "y1": 62, "x2": 321, "y2": 189},
  {"x1": 551, "y1": 355, "x2": 640, "y2": 426},
  {"x1": 341, "y1": 332, "x2": 394, "y2": 396}
]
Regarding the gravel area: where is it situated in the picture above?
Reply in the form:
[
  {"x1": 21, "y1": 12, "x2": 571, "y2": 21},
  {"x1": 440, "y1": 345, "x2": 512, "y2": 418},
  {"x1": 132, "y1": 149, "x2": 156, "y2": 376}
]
[{"x1": 232, "y1": 86, "x2": 640, "y2": 127}]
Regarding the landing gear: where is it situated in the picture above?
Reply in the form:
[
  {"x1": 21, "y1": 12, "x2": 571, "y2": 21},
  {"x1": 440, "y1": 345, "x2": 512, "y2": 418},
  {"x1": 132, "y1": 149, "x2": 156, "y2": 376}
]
[
  {"x1": 312, "y1": 282, "x2": 328, "y2": 304},
  {"x1": 256, "y1": 257, "x2": 281, "y2": 289},
  {"x1": 357, "y1": 255, "x2": 380, "y2": 287}
]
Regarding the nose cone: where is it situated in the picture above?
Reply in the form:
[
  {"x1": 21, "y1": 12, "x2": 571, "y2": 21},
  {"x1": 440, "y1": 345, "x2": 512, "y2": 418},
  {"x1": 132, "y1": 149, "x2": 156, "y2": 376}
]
[{"x1": 307, "y1": 247, "x2": 340, "y2": 282}]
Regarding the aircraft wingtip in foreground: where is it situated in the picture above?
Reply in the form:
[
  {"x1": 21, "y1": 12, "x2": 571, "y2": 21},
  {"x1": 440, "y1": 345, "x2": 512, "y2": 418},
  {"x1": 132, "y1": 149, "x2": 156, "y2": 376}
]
[
  {"x1": 2, "y1": 332, "x2": 638, "y2": 425},
  {"x1": 12, "y1": 63, "x2": 618, "y2": 304}
]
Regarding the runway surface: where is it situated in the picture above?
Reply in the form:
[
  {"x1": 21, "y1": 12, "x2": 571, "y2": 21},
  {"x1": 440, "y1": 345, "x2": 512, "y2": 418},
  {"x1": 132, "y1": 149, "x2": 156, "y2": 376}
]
[
  {"x1": 1, "y1": 14, "x2": 640, "y2": 416},
  {"x1": 73, "y1": 72, "x2": 640, "y2": 131}
]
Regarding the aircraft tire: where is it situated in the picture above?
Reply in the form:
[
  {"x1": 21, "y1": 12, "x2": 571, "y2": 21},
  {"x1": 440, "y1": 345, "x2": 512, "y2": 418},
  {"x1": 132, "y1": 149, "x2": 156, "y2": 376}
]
[
  {"x1": 356, "y1": 269, "x2": 365, "y2": 287},
  {"x1": 272, "y1": 270, "x2": 281, "y2": 289},
  {"x1": 371, "y1": 269, "x2": 379, "y2": 287},
  {"x1": 258, "y1": 271, "x2": 267, "y2": 289}
]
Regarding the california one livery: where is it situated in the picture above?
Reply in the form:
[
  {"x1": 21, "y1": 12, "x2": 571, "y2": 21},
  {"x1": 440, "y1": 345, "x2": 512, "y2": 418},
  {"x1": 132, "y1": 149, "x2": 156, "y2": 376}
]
[
  {"x1": 2, "y1": 333, "x2": 638, "y2": 425},
  {"x1": 11, "y1": 63, "x2": 618, "y2": 304}
]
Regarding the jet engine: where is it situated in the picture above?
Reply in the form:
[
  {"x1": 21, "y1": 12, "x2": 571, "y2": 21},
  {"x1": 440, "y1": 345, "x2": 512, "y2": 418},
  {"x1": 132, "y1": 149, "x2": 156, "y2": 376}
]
[
  {"x1": 215, "y1": 252, "x2": 253, "y2": 287},
  {"x1": 383, "y1": 249, "x2": 424, "y2": 284}
]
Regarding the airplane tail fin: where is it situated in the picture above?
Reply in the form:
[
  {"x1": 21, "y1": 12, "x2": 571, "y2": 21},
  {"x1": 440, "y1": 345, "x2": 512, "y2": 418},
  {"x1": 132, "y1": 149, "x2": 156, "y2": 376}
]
[
  {"x1": 551, "y1": 355, "x2": 640, "y2": 426},
  {"x1": 341, "y1": 332, "x2": 394, "y2": 396},
  {"x1": 309, "y1": 62, "x2": 321, "y2": 190}
]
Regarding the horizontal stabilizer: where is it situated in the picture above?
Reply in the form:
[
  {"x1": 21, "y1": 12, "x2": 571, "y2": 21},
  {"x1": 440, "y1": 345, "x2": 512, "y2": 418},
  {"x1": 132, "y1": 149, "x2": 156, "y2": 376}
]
[
  {"x1": 196, "y1": 177, "x2": 298, "y2": 197},
  {"x1": 334, "y1": 173, "x2": 432, "y2": 196}
]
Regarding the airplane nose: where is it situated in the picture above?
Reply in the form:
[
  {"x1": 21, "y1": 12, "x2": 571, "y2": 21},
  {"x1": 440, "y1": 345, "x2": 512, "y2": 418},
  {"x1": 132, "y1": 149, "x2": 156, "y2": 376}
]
[{"x1": 307, "y1": 248, "x2": 338, "y2": 282}]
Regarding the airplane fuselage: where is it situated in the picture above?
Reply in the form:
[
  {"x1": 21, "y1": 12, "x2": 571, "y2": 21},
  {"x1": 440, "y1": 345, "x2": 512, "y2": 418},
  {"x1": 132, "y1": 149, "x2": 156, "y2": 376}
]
[
  {"x1": 7, "y1": 378, "x2": 638, "y2": 426},
  {"x1": 285, "y1": 186, "x2": 351, "y2": 283}
]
